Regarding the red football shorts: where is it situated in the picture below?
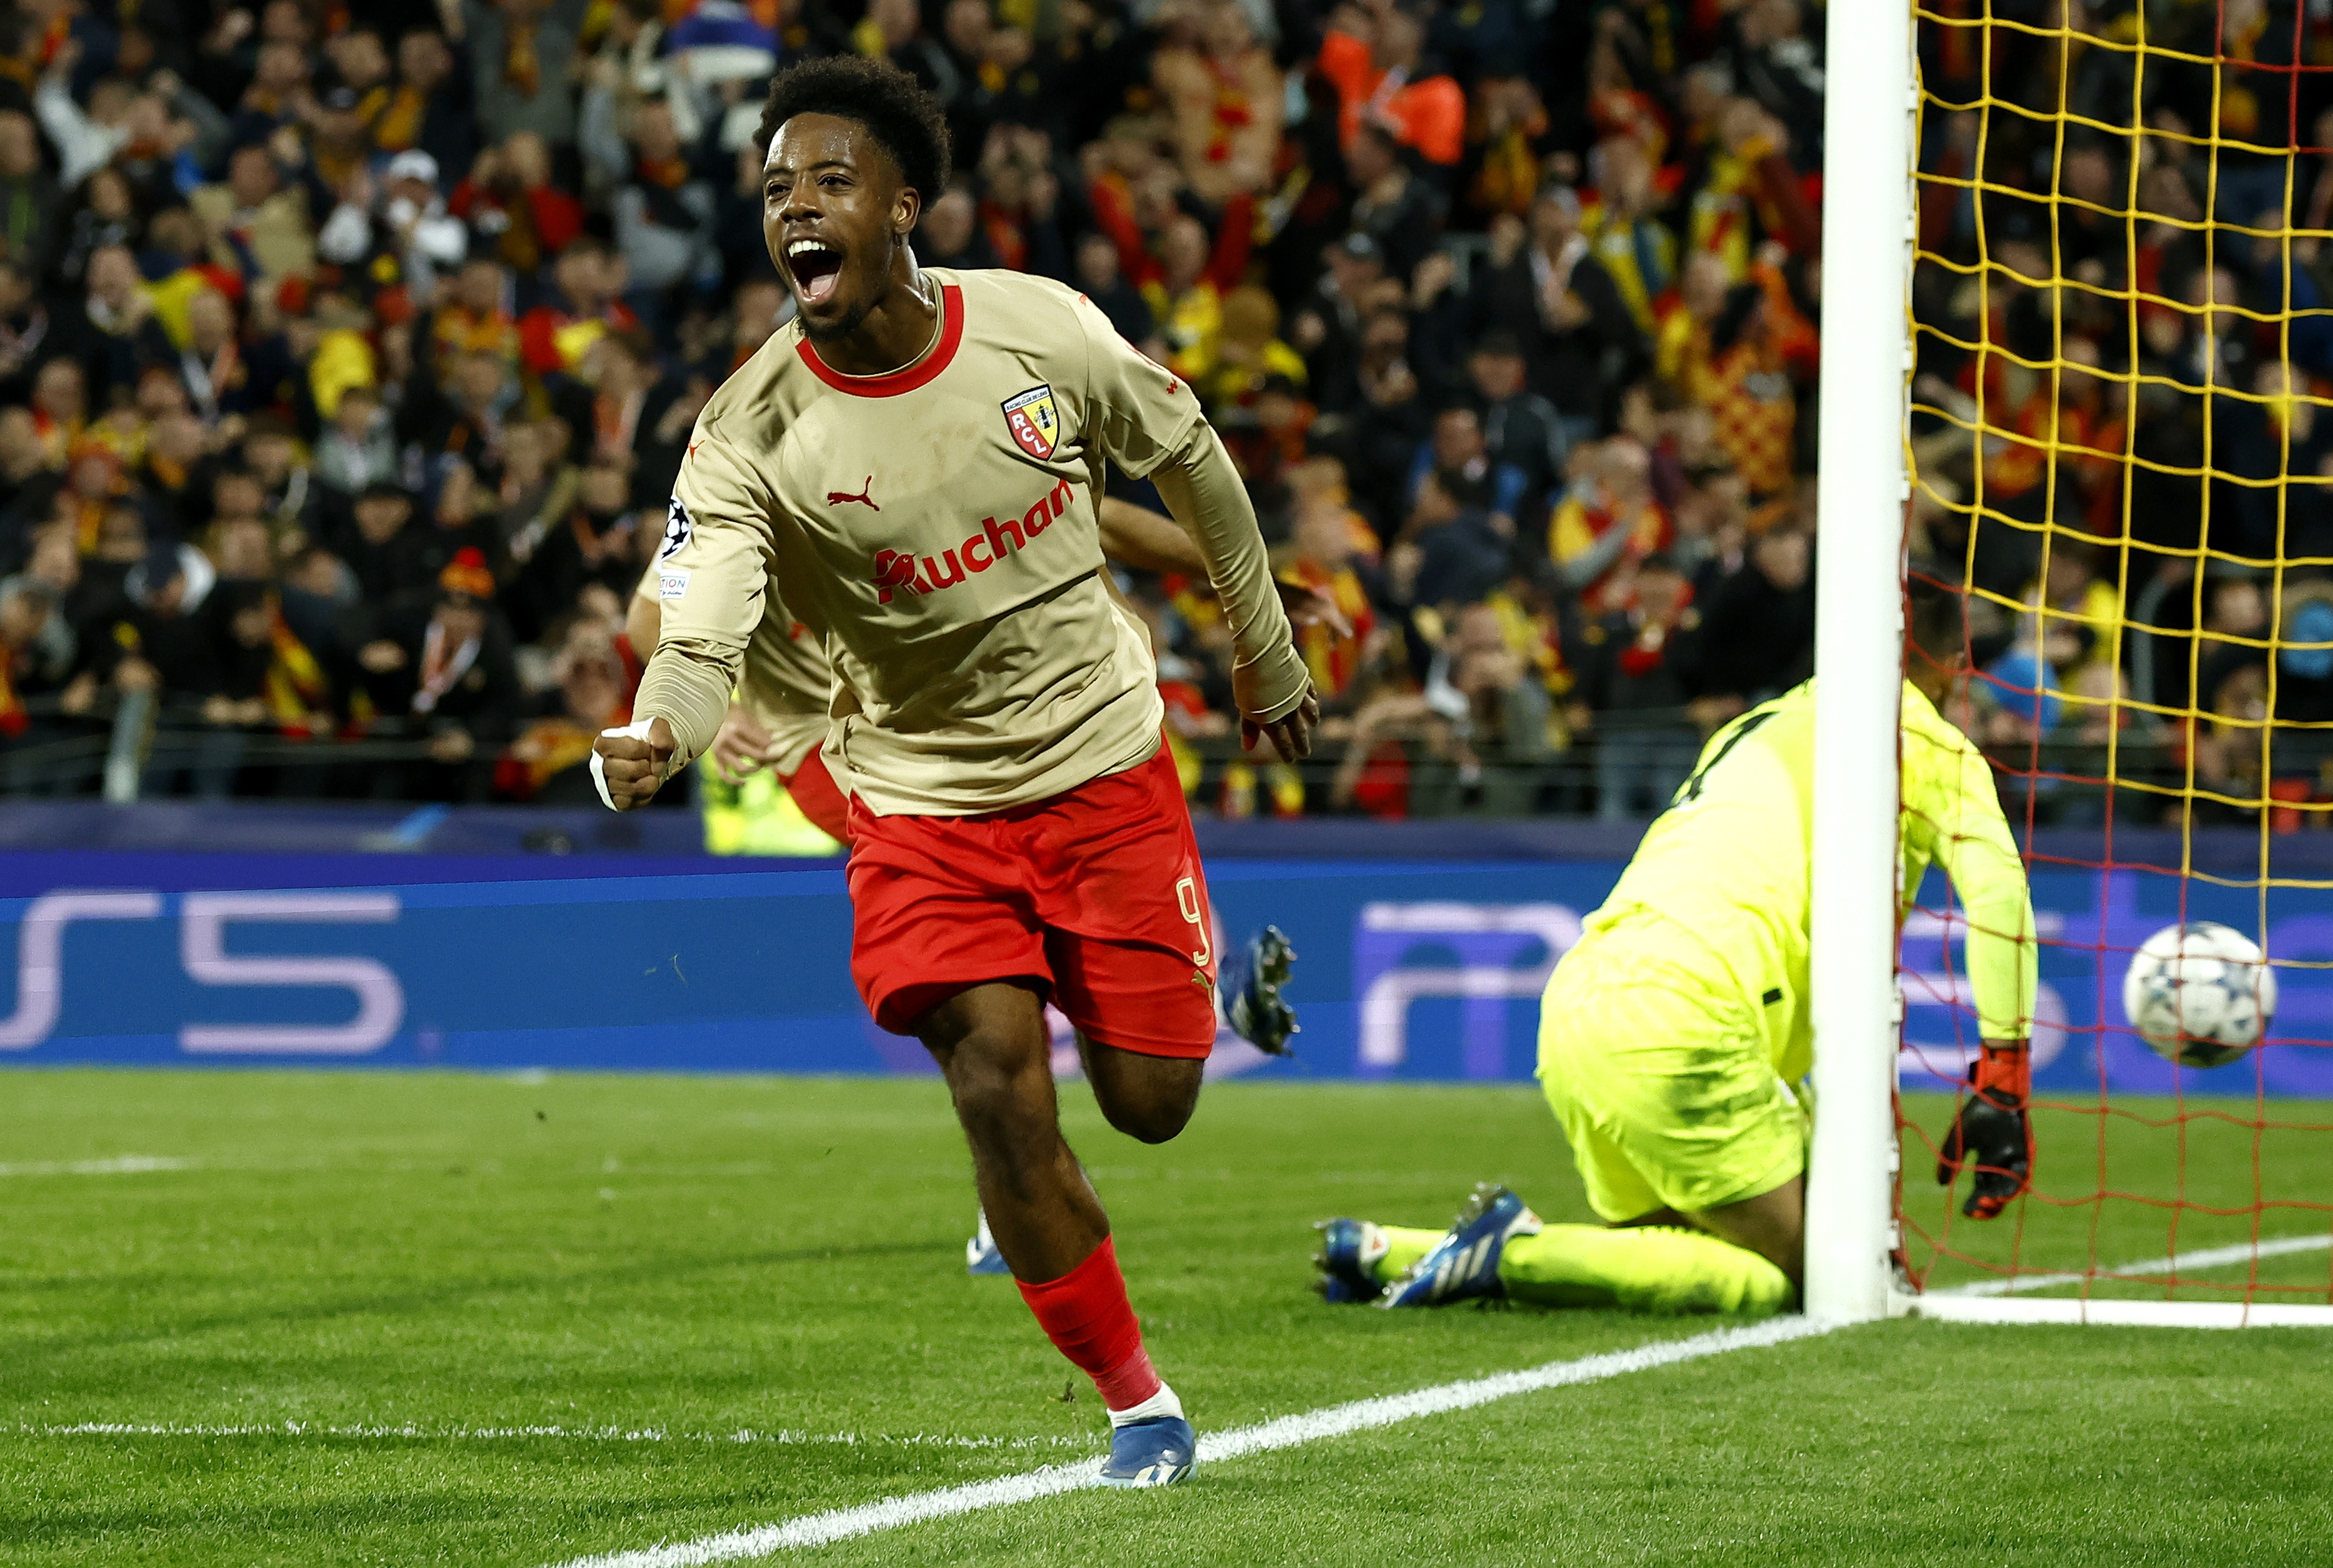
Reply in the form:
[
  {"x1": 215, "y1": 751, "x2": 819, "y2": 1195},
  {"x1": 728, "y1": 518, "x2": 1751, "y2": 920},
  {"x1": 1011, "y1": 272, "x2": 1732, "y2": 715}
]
[
  {"x1": 781, "y1": 745, "x2": 854, "y2": 845},
  {"x1": 845, "y1": 745, "x2": 1218, "y2": 1057}
]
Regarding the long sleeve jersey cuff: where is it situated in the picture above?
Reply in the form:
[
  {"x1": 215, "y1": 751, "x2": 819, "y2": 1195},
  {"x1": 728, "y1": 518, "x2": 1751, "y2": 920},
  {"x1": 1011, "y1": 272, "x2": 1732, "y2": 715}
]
[
  {"x1": 631, "y1": 636, "x2": 738, "y2": 776},
  {"x1": 1150, "y1": 422, "x2": 1308, "y2": 722}
]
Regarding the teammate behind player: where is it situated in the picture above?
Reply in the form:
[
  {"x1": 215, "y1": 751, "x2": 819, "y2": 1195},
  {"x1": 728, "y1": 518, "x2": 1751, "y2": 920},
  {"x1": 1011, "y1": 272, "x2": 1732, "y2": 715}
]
[
  {"x1": 595, "y1": 57, "x2": 1317, "y2": 1485},
  {"x1": 1314, "y1": 572, "x2": 2039, "y2": 1314}
]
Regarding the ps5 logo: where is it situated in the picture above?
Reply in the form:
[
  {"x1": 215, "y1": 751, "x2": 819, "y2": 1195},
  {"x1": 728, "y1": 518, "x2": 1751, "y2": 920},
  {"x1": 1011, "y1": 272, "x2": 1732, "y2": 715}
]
[
  {"x1": 1353, "y1": 902, "x2": 1583, "y2": 1076},
  {"x1": 0, "y1": 889, "x2": 404, "y2": 1055}
]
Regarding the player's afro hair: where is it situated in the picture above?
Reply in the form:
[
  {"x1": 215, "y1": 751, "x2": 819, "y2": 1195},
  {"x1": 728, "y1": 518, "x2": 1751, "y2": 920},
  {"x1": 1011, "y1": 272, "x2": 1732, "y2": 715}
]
[{"x1": 757, "y1": 56, "x2": 951, "y2": 202}]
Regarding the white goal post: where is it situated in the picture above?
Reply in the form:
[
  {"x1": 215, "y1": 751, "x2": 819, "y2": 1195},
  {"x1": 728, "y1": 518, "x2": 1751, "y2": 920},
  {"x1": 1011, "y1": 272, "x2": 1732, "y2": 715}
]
[
  {"x1": 1801, "y1": 0, "x2": 2333, "y2": 1330},
  {"x1": 1804, "y1": 0, "x2": 1914, "y2": 1327}
]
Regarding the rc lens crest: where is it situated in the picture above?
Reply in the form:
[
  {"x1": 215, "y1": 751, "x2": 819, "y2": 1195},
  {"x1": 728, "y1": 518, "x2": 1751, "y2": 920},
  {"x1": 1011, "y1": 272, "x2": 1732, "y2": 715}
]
[{"x1": 1002, "y1": 384, "x2": 1060, "y2": 460}]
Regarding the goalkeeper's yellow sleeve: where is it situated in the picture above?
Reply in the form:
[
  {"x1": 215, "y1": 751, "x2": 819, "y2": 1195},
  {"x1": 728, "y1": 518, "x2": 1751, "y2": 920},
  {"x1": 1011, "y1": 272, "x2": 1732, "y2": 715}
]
[{"x1": 1901, "y1": 685, "x2": 2038, "y2": 1042}]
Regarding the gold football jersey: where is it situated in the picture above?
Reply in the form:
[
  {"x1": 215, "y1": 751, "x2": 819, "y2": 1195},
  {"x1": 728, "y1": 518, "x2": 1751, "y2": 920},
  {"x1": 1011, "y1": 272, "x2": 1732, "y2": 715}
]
[{"x1": 642, "y1": 268, "x2": 1225, "y2": 815}]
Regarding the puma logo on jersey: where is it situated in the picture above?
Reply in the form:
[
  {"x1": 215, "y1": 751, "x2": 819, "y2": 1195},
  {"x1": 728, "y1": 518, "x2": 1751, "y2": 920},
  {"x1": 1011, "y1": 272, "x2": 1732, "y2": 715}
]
[
  {"x1": 871, "y1": 476, "x2": 1075, "y2": 604},
  {"x1": 826, "y1": 476, "x2": 879, "y2": 510}
]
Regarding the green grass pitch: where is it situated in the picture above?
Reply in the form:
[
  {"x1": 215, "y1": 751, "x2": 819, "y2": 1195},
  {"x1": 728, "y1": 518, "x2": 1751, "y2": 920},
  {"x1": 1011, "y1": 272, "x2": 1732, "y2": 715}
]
[{"x1": 5, "y1": 1068, "x2": 2332, "y2": 1566}]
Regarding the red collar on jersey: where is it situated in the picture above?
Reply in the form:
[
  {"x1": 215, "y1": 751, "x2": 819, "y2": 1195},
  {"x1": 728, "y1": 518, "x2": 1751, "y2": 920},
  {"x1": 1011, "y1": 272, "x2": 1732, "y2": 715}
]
[{"x1": 794, "y1": 283, "x2": 965, "y2": 397}]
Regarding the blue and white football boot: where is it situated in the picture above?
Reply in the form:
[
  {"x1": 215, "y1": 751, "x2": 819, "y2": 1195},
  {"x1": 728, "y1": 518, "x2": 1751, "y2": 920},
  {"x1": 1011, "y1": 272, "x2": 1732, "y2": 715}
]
[
  {"x1": 965, "y1": 1208, "x2": 1010, "y2": 1276},
  {"x1": 1313, "y1": 1217, "x2": 1389, "y2": 1303},
  {"x1": 1097, "y1": 1387, "x2": 1196, "y2": 1487},
  {"x1": 1222, "y1": 925, "x2": 1299, "y2": 1055},
  {"x1": 1378, "y1": 1184, "x2": 1542, "y2": 1308}
]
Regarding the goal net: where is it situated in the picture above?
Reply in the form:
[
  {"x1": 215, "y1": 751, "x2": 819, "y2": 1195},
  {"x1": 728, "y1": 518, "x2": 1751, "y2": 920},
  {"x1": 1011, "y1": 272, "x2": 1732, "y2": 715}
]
[{"x1": 1885, "y1": 0, "x2": 2333, "y2": 1325}]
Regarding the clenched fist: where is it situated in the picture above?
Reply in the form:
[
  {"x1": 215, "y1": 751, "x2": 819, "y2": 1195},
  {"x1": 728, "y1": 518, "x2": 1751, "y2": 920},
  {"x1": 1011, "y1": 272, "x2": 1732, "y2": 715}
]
[{"x1": 593, "y1": 718, "x2": 677, "y2": 810}]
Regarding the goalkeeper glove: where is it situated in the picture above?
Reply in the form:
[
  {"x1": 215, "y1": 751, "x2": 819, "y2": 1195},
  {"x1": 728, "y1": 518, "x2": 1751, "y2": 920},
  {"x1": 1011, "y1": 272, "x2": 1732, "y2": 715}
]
[{"x1": 1935, "y1": 1041, "x2": 2032, "y2": 1220}]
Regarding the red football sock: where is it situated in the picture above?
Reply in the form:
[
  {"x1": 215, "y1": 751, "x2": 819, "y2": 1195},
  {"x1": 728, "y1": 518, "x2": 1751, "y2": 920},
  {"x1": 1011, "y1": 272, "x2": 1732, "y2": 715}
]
[{"x1": 1015, "y1": 1236, "x2": 1162, "y2": 1411}]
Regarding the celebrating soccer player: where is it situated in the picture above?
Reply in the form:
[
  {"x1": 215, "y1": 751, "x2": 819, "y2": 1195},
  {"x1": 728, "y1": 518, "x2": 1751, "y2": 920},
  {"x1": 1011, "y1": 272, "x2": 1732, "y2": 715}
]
[
  {"x1": 594, "y1": 57, "x2": 1318, "y2": 1486},
  {"x1": 1314, "y1": 573, "x2": 2039, "y2": 1315},
  {"x1": 625, "y1": 496, "x2": 1349, "y2": 861}
]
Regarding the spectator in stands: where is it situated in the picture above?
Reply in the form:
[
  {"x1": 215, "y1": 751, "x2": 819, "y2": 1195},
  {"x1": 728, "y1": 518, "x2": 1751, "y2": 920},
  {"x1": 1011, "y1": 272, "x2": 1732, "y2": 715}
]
[
  {"x1": 192, "y1": 144, "x2": 318, "y2": 288},
  {"x1": 357, "y1": 547, "x2": 519, "y2": 801},
  {"x1": 1410, "y1": 404, "x2": 1526, "y2": 540},
  {"x1": 52, "y1": 168, "x2": 141, "y2": 291},
  {"x1": 0, "y1": 260, "x2": 49, "y2": 405},
  {"x1": 454, "y1": 132, "x2": 584, "y2": 277},
  {"x1": 1344, "y1": 123, "x2": 1442, "y2": 284},
  {"x1": 1391, "y1": 468, "x2": 1508, "y2": 615},
  {"x1": 321, "y1": 152, "x2": 470, "y2": 305},
  {"x1": 0, "y1": 572, "x2": 74, "y2": 737},
  {"x1": 1569, "y1": 552, "x2": 1703, "y2": 820},
  {"x1": 1341, "y1": 305, "x2": 1429, "y2": 540},
  {"x1": 498, "y1": 617, "x2": 630, "y2": 802},
  {"x1": 1465, "y1": 185, "x2": 1641, "y2": 438},
  {"x1": 1283, "y1": 481, "x2": 1378, "y2": 706},
  {"x1": 1430, "y1": 600, "x2": 1553, "y2": 814},
  {"x1": 389, "y1": 27, "x2": 483, "y2": 180},
  {"x1": 1317, "y1": 1, "x2": 1466, "y2": 168},
  {"x1": 1549, "y1": 435, "x2": 1670, "y2": 613},
  {"x1": 1075, "y1": 230, "x2": 1154, "y2": 348},
  {"x1": 0, "y1": 112, "x2": 57, "y2": 275},
  {"x1": 1701, "y1": 281, "x2": 1802, "y2": 499},
  {"x1": 465, "y1": 0, "x2": 589, "y2": 148},
  {"x1": 317, "y1": 387, "x2": 401, "y2": 498},
  {"x1": 1467, "y1": 331, "x2": 1566, "y2": 529},
  {"x1": 612, "y1": 101, "x2": 715, "y2": 302},
  {"x1": 1727, "y1": 0, "x2": 1825, "y2": 161},
  {"x1": 519, "y1": 240, "x2": 638, "y2": 378},
  {"x1": 1690, "y1": 521, "x2": 1814, "y2": 729},
  {"x1": 1289, "y1": 232, "x2": 1383, "y2": 416},
  {"x1": 1154, "y1": 2, "x2": 1282, "y2": 203},
  {"x1": 1583, "y1": 135, "x2": 1675, "y2": 339},
  {"x1": 60, "y1": 246, "x2": 168, "y2": 408},
  {"x1": 432, "y1": 259, "x2": 522, "y2": 375},
  {"x1": 339, "y1": 481, "x2": 429, "y2": 606}
]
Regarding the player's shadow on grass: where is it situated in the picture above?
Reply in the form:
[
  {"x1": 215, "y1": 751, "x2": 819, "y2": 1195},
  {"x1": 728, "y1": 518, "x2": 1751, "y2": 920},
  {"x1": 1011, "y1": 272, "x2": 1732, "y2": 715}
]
[{"x1": 9, "y1": 1239, "x2": 959, "y2": 1362}]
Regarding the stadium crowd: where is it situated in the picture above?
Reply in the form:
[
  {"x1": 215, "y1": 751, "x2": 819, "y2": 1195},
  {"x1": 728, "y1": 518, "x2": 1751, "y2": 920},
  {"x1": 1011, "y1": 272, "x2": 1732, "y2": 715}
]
[
  {"x1": 1911, "y1": 0, "x2": 2333, "y2": 830},
  {"x1": 0, "y1": 0, "x2": 2306, "y2": 825}
]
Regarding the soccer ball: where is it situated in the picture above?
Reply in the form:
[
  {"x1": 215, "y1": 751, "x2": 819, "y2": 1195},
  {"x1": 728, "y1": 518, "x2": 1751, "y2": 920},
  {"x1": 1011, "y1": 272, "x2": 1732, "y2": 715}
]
[{"x1": 2122, "y1": 923, "x2": 2278, "y2": 1068}]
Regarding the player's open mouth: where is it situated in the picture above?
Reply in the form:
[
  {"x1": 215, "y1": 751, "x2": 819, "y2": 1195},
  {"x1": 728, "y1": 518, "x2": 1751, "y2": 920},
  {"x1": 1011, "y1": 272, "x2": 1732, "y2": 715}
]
[{"x1": 786, "y1": 239, "x2": 844, "y2": 306}]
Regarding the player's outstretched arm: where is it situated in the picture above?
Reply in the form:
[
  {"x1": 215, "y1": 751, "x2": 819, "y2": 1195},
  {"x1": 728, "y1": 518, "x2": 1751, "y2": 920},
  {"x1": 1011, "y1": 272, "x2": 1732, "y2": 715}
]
[
  {"x1": 1070, "y1": 291, "x2": 1316, "y2": 758},
  {"x1": 1096, "y1": 497, "x2": 1353, "y2": 639},
  {"x1": 1145, "y1": 425, "x2": 1319, "y2": 760},
  {"x1": 1908, "y1": 707, "x2": 2040, "y2": 1218},
  {"x1": 599, "y1": 437, "x2": 774, "y2": 808}
]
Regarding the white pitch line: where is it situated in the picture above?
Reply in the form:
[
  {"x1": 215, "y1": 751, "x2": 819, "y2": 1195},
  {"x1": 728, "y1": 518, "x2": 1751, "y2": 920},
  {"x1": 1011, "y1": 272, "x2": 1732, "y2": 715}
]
[
  {"x1": 540, "y1": 1314, "x2": 1837, "y2": 1568},
  {"x1": 22, "y1": 1422, "x2": 1094, "y2": 1452},
  {"x1": 0, "y1": 1156, "x2": 191, "y2": 1177},
  {"x1": 1941, "y1": 1234, "x2": 2333, "y2": 1299}
]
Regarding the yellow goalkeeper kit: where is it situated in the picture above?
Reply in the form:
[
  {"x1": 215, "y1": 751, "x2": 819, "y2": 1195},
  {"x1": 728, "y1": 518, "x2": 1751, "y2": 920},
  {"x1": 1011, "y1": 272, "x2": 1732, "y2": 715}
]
[{"x1": 1539, "y1": 679, "x2": 2039, "y2": 1222}]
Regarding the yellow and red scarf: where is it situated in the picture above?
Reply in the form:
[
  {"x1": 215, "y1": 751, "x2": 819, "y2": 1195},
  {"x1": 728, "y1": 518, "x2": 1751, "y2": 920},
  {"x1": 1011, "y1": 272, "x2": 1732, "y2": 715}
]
[
  {"x1": 0, "y1": 641, "x2": 25, "y2": 737},
  {"x1": 260, "y1": 602, "x2": 330, "y2": 734}
]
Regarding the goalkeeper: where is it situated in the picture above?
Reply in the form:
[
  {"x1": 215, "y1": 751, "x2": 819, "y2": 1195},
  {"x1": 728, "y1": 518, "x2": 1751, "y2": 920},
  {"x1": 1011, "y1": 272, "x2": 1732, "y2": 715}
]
[{"x1": 1314, "y1": 574, "x2": 2039, "y2": 1315}]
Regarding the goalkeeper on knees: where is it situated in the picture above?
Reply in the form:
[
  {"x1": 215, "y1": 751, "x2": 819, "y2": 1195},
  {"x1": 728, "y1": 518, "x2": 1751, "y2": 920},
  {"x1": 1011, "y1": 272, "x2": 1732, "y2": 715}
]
[{"x1": 1315, "y1": 573, "x2": 2038, "y2": 1315}]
